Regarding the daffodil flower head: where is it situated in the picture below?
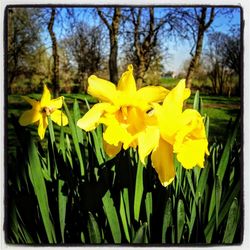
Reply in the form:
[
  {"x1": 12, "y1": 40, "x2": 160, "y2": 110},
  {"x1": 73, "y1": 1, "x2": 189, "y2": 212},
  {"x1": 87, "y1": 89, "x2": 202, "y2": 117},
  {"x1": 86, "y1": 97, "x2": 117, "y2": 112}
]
[
  {"x1": 19, "y1": 84, "x2": 68, "y2": 140},
  {"x1": 77, "y1": 64, "x2": 169, "y2": 157},
  {"x1": 150, "y1": 80, "x2": 209, "y2": 187}
]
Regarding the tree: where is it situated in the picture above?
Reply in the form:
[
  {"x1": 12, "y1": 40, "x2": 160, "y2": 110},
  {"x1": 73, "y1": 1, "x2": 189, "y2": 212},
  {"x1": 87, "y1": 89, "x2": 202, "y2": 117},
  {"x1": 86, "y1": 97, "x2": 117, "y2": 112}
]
[
  {"x1": 7, "y1": 8, "x2": 42, "y2": 93},
  {"x1": 185, "y1": 7, "x2": 215, "y2": 88},
  {"x1": 220, "y1": 27, "x2": 241, "y2": 75},
  {"x1": 97, "y1": 8, "x2": 121, "y2": 84},
  {"x1": 126, "y1": 7, "x2": 184, "y2": 88},
  {"x1": 62, "y1": 22, "x2": 103, "y2": 92},
  {"x1": 205, "y1": 31, "x2": 239, "y2": 95},
  {"x1": 47, "y1": 8, "x2": 60, "y2": 97}
]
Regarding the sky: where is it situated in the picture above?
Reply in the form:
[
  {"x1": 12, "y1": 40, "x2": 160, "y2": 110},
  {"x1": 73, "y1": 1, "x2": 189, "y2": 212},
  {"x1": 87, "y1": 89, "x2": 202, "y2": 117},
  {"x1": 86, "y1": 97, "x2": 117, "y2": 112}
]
[
  {"x1": 165, "y1": 7, "x2": 241, "y2": 72},
  {"x1": 41, "y1": 6, "x2": 241, "y2": 74}
]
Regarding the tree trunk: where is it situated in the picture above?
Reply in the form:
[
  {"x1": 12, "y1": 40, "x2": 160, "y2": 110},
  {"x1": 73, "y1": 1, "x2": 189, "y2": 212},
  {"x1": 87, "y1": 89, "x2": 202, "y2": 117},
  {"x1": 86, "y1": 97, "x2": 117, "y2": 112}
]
[
  {"x1": 186, "y1": 30, "x2": 204, "y2": 88},
  {"x1": 48, "y1": 8, "x2": 59, "y2": 97},
  {"x1": 137, "y1": 59, "x2": 146, "y2": 88},
  {"x1": 97, "y1": 8, "x2": 120, "y2": 84},
  {"x1": 186, "y1": 7, "x2": 215, "y2": 88}
]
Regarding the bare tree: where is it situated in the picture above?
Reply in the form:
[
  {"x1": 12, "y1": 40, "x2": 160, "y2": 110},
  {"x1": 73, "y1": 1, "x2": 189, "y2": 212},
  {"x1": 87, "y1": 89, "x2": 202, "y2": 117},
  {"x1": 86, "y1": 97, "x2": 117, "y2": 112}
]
[
  {"x1": 97, "y1": 8, "x2": 121, "y2": 84},
  {"x1": 185, "y1": 7, "x2": 215, "y2": 88},
  {"x1": 205, "y1": 32, "x2": 238, "y2": 95},
  {"x1": 47, "y1": 8, "x2": 59, "y2": 97},
  {"x1": 7, "y1": 8, "x2": 42, "y2": 92},
  {"x1": 126, "y1": 7, "x2": 187, "y2": 88},
  {"x1": 63, "y1": 23, "x2": 103, "y2": 92}
]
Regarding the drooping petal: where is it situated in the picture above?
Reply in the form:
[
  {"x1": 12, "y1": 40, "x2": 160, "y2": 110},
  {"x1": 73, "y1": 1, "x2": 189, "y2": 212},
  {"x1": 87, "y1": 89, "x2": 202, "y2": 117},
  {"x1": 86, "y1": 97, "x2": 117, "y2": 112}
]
[
  {"x1": 38, "y1": 115, "x2": 48, "y2": 140},
  {"x1": 77, "y1": 103, "x2": 114, "y2": 131},
  {"x1": 88, "y1": 75, "x2": 118, "y2": 103},
  {"x1": 136, "y1": 86, "x2": 169, "y2": 104},
  {"x1": 19, "y1": 109, "x2": 41, "y2": 126},
  {"x1": 175, "y1": 139, "x2": 208, "y2": 169},
  {"x1": 103, "y1": 140, "x2": 122, "y2": 157},
  {"x1": 22, "y1": 96, "x2": 40, "y2": 108},
  {"x1": 151, "y1": 138, "x2": 175, "y2": 187},
  {"x1": 50, "y1": 110, "x2": 68, "y2": 126},
  {"x1": 40, "y1": 84, "x2": 51, "y2": 107},
  {"x1": 49, "y1": 96, "x2": 64, "y2": 109},
  {"x1": 117, "y1": 64, "x2": 137, "y2": 95},
  {"x1": 138, "y1": 126, "x2": 160, "y2": 164}
]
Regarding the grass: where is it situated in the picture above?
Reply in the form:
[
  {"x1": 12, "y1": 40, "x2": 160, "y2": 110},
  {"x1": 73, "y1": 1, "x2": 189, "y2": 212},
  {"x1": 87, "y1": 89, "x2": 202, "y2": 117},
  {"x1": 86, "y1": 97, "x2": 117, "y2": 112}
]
[{"x1": 6, "y1": 91, "x2": 242, "y2": 244}]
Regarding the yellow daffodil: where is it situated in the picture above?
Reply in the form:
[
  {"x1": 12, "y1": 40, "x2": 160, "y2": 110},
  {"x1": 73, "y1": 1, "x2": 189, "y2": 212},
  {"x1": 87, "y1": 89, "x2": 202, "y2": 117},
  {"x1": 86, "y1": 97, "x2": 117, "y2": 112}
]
[
  {"x1": 151, "y1": 80, "x2": 209, "y2": 186},
  {"x1": 77, "y1": 64, "x2": 168, "y2": 157},
  {"x1": 19, "y1": 84, "x2": 68, "y2": 140}
]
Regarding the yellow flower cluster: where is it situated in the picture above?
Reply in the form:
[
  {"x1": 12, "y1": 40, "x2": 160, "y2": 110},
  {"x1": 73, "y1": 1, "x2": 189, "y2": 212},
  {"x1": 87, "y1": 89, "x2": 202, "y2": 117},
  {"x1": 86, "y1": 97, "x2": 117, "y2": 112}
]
[
  {"x1": 77, "y1": 65, "x2": 209, "y2": 186},
  {"x1": 19, "y1": 65, "x2": 209, "y2": 186}
]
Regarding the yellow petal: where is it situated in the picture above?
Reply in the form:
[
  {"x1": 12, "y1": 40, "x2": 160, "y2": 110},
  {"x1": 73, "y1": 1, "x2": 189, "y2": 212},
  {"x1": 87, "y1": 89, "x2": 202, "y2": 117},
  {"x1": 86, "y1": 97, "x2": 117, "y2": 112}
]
[
  {"x1": 49, "y1": 96, "x2": 63, "y2": 109},
  {"x1": 138, "y1": 126, "x2": 160, "y2": 164},
  {"x1": 38, "y1": 115, "x2": 48, "y2": 140},
  {"x1": 117, "y1": 64, "x2": 137, "y2": 95},
  {"x1": 88, "y1": 75, "x2": 118, "y2": 103},
  {"x1": 151, "y1": 138, "x2": 175, "y2": 187},
  {"x1": 103, "y1": 122, "x2": 133, "y2": 149},
  {"x1": 50, "y1": 110, "x2": 68, "y2": 126},
  {"x1": 19, "y1": 109, "x2": 41, "y2": 126},
  {"x1": 103, "y1": 140, "x2": 122, "y2": 157},
  {"x1": 174, "y1": 109, "x2": 207, "y2": 152},
  {"x1": 175, "y1": 139, "x2": 208, "y2": 169},
  {"x1": 163, "y1": 79, "x2": 190, "y2": 112},
  {"x1": 22, "y1": 96, "x2": 40, "y2": 108},
  {"x1": 152, "y1": 103, "x2": 179, "y2": 144},
  {"x1": 40, "y1": 84, "x2": 51, "y2": 107},
  {"x1": 136, "y1": 86, "x2": 169, "y2": 104},
  {"x1": 77, "y1": 103, "x2": 113, "y2": 131}
]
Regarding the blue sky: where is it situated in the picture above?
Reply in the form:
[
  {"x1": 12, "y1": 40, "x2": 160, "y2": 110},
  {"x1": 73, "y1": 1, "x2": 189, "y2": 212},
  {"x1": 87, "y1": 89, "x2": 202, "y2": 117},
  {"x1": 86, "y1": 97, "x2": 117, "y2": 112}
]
[
  {"x1": 165, "y1": 7, "x2": 241, "y2": 72},
  {"x1": 42, "y1": 7, "x2": 241, "y2": 73}
]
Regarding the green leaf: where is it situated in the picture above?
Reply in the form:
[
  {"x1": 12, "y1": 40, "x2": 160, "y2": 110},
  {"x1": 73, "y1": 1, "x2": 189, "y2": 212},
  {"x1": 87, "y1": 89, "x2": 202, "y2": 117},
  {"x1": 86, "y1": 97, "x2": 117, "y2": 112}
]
[
  {"x1": 59, "y1": 123, "x2": 66, "y2": 160},
  {"x1": 223, "y1": 198, "x2": 240, "y2": 243},
  {"x1": 119, "y1": 191, "x2": 131, "y2": 242},
  {"x1": 217, "y1": 117, "x2": 240, "y2": 180},
  {"x1": 73, "y1": 99, "x2": 84, "y2": 144},
  {"x1": 215, "y1": 176, "x2": 222, "y2": 230},
  {"x1": 162, "y1": 198, "x2": 173, "y2": 243},
  {"x1": 193, "y1": 90, "x2": 200, "y2": 112},
  {"x1": 87, "y1": 212, "x2": 101, "y2": 244},
  {"x1": 122, "y1": 188, "x2": 131, "y2": 228},
  {"x1": 132, "y1": 223, "x2": 148, "y2": 243},
  {"x1": 208, "y1": 117, "x2": 240, "y2": 221},
  {"x1": 102, "y1": 190, "x2": 121, "y2": 243},
  {"x1": 177, "y1": 199, "x2": 185, "y2": 243},
  {"x1": 27, "y1": 136, "x2": 56, "y2": 243},
  {"x1": 205, "y1": 115, "x2": 210, "y2": 137},
  {"x1": 205, "y1": 180, "x2": 240, "y2": 243},
  {"x1": 63, "y1": 102, "x2": 85, "y2": 176},
  {"x1": 186, "y1": 170, "x2": 195, "y2": 199},
  {"x1": 10, "y1": 206, "x2": 34, "y2": 243},
  {"x1": 134, "y1": 161, "x2": 144, "y2": 221},
  {"x1": 58, "y1": 180, "x2": 67, "y2": 243},
  {"x1": 195, "y1": 163, "x2": 210, "y2": 203},
  {"x1": 145, "y1": 192, "x2": 152, "y2": 237},
  {"x1": 188, "y1": 200, "x2": 196, "y2": 241}
]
